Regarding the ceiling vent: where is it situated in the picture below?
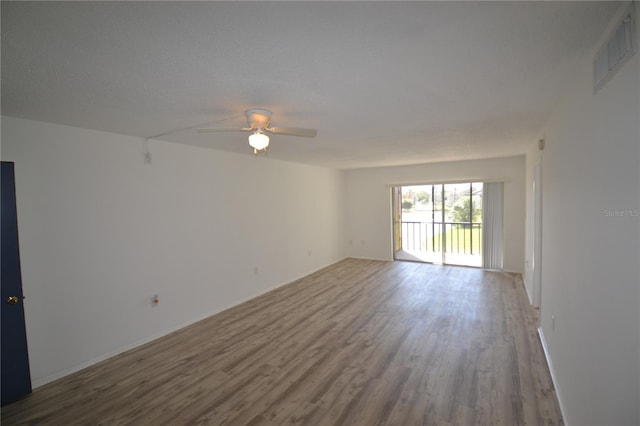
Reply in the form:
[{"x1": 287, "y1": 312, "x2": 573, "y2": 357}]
[{"x1": 593, "y1": 4, "x2": 636, "y2": 93}]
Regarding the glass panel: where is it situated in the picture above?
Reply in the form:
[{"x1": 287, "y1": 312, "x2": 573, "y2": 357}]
[
  {"x1": 442, "y1": 183, "x2": 469, "y2": 264},
  {"x1": 472, "y1": 182, "x2": 483, "y2": 257},
  {"x1": 394, "y1": 182, "x2": 482, "y2": 267}
]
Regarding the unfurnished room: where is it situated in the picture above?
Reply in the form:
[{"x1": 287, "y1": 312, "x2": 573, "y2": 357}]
[{"x1": 1, "y1": 1, "x2": 639, "y2": 425}]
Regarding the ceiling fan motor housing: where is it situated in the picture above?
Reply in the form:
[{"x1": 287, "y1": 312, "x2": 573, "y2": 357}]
[{"x1": 245, "y1": 108, "x2": 272, "y2": 130}]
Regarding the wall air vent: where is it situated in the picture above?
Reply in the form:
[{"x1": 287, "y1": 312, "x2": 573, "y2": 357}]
[{"x1": 593, "y1": 4, "x2": 636, "y2": 93}]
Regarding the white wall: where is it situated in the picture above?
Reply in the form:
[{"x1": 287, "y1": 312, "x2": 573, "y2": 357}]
[
  {"x1": 529, "y1": 3, "x2": 640, "y2": 424},
  {"x1": 343, "y1": 156, "x2": 526, "y2": 273},
  {"x1": 1, "y1": 117, "x2": 345, "y2": 386},
  {"x1": 524, "y1": 143, "x2": 542, "y2": 303}
]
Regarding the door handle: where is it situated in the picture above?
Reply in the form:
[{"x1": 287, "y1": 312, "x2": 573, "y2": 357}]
[{"x1": 6, "y1": 296, "x2": 23, "y2": 305}]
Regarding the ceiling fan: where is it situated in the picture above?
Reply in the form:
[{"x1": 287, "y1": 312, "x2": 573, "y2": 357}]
[{"x1": 197, "y1": 109, "x2": 317, "y2": 154}]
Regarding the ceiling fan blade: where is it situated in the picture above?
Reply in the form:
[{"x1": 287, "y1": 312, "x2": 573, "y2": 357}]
[
  {"x1": 267, "y1": 127, "x2": 317, "y2": 138},
  {"x1": 196, "y1": 128, "x2": 251, "y2": 133}
]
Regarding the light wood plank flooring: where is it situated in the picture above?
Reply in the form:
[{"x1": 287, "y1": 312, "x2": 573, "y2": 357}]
[{"x1": 2, "y1": 258, "x2": 563, "y2": 425}]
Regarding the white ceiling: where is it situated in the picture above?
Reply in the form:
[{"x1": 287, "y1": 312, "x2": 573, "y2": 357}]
[{"x1": 1, "y1": 1, "x2": 621, "y2": 169}]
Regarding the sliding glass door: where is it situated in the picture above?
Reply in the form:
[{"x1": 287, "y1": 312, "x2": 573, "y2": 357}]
[{"x1": 393, "y1": 182, "x2": 483, "y2": 267}]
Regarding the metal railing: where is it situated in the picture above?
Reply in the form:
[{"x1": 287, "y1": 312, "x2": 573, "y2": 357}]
[{"x1": 401, "y1": 221, "x2": 482, "y2": 255}]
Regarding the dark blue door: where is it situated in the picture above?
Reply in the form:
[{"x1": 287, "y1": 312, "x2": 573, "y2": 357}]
[{"x1": 1, "y1": 162, "x2": 32, "y2": 406}]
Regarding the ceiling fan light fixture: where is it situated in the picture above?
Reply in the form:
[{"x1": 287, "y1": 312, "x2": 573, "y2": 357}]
[
  {"x1": 196, "y1": 108, "x2": 316, "y2": 153},
  {"x1": 248, "y1": 131, "x2": 269, "y2": 152}
]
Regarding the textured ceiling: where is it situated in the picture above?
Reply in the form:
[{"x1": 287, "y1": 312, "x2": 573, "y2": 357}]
[{"x1": 1, "y1": 1, "x2": 620, "y2": 169}]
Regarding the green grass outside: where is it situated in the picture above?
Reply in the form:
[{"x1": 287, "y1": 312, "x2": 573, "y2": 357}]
[{"x1": 424, "y1": 224, "x2": 482, "y2": 255}]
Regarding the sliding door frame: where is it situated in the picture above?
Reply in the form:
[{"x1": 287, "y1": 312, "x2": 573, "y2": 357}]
[{"x1": 392, "y1": 181, "x2": 483, "y2": 267}]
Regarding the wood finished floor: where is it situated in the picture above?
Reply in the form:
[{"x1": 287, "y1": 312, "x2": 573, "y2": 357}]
[{"x1": 2, "y1": 258, "x2": 563, "y2": 425}]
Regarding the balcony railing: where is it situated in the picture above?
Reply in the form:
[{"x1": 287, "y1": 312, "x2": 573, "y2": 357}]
[{"x1": 401, "y1": 221, "x2": 482, "y2": 255}]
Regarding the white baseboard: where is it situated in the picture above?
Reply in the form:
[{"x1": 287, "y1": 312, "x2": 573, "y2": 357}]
[
  {"x1": 33, "y1": 258, "x2": 347, "y2": 389},
  {"x1": 33, "y1": 311, "x2": 219, "y2": 388},
  {"x1": 347, "y1": 255, "x2": 394, "y2": 262},
  {"x1": 537, "y1": 327, "x2": 570, "y2": 426}
]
